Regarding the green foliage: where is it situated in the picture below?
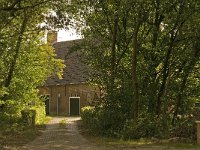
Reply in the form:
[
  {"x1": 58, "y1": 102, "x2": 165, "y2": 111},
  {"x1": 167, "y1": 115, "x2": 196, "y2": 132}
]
[
  {"x1": 170, "y1": 115, "x2": 196, "y2": 140},
  {"x1": 21, "y1": 109, "x2": 36, "y2": 127},
  {"x1": 21, "y1": 105, "x2": 46, "y2": 126},
  {"x1": 0, "y1": 100, "x2": 22, "y2": 127},
  {"x1": 81, "y1": 106, "x2": 126, "y2": 136},
  {"x1": 0, "y1": 110, "x2": 22, "y2": 134},
  {"x1": 81, "y1": 106, "x2": 102, "y2": 134},
  {"x1": 121, "y1": 114, "x2": 171, "y2": 140},
  {"x1": 0, "y1": 0, "x2": 199, "y2": 141},
  {"x1": 32, "y1": 105, "x2": 46, "y2": 125},
  {"x1": 71, "y1": 0, "x2": 200, "y2": 140},
  {"x1": 81, "y1": 106, "x2": 95, "y2": 126},
  {"x1": 0, "y1": 0, "x2": 65, "y2": 120},
  {"x1": 0, "y1": 1, "x2": 68, "y2": 140}
]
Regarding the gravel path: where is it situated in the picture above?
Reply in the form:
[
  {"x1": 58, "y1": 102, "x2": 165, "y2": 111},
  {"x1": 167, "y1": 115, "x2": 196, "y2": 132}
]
[
  {"x1": 21, "y1": 117, "x2": 108, "y2": 150},
  {"x1": 21, "y1": 117, "x2": 198, "y2": 150}
]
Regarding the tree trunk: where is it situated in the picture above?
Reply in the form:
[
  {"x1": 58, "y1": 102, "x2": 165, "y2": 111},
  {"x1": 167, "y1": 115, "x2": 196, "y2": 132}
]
[
  {"x1": 110, "y1": 11, "x2": 118, "y2": 98},
  {"x1": 156, "y1": 37, "x2": 174, "y2": 116},
  {"x1": 148, "y1": 2, "x2": 164, "y2": 113},
  {"x1": 131, "y1": 22, "x2": 140, "y2": 120},
  {"x1": 172, "y1": 45, "x2": 200, "y2": 124},
  {"x1": 2, "y1": 13, "x2": 27, "y2": 101}
]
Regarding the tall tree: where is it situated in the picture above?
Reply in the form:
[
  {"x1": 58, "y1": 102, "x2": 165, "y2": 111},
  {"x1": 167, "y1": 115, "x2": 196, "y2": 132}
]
[
  {"x1": 0, "y1": 0, "x2": 69, "y2": 110},
  {"x1": 70, "y1": 0, "x2": 200, "y2": 135}
]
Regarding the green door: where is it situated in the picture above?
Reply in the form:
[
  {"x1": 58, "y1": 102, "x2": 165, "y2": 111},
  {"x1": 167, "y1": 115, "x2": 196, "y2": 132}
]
[{"x1": 70, "y1": 98, "x2": 80, "y2": 116}]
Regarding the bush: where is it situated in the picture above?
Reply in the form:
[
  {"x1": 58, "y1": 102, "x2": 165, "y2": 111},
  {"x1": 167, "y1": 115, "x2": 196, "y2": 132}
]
[
  {"x1": 0, "y1": 100, "x2": 22, "y2": 124},
  {"x1": 21, "y1": 109, "x2": 36, "y2": 126},
  {"x1": 32, "y1": 105, "x2": 46, "y2": 124},
  {"x1": 81, "y1": 106, "x2": 95, "y2": 125},
  {"x1": 170, "y1": 116, "x2": 196, "y2": 140},
  {"x1": 121, "y1": 114, "x2": 169, "y2": 140},
  {"x1": 21, "y1": 105, "x2": 46, "y2": 126},
  {"x1": 81, "y1": 106, "x2": 99, "y2": 132},
  {"x1": 81, "y1": 106, "x2": 125, "y2": 136}
]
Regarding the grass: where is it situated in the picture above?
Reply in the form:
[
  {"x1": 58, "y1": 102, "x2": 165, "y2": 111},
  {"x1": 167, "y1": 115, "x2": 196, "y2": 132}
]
[
  {"x1": 77, "y1": 120, "x2": 200, "y2": 149},
  {"x1": 168, "y1": 143, "x2": 200, "y2": 149},
  {"x1": 0, "y1": 116, "x2": 52, "y2": 150}
]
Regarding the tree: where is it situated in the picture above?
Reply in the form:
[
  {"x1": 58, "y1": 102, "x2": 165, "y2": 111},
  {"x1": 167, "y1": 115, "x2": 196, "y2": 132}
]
[
  {"x1": 0, "y1": 0, "x2": 68, "y2": 113},
  {"x1": 69, "y1": 0, "x2": 200, "y2": 137}
]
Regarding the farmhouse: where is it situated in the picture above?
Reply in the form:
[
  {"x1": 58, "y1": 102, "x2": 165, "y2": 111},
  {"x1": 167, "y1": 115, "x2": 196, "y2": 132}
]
[{"x1": 39, "y1": 32, "x2": 99, "y2": 116}]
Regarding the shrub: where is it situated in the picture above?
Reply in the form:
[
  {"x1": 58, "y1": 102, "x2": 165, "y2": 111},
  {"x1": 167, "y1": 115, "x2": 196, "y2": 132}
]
[
  {"x1": 21, "y1": 105, "x2": 46, "y2": 126},
  {"x1": 1, "y1": 100, "x2": 22, "y2": 124},
  {"x1": 81, "y1": 106, "x2": 99, "y2": 132},
  {"x1": 81, "y1": 106, "x2": 95, "y2": 125},
  {"x1": 21, "y1": 109, "x2": 36, "y2": 126},
  {"x1": 170, "y1": 116, "x2": 196, "y2": 140},
  {"x1": 121, "y1": 114, "x2": 170, "y2": 140},
  {"x1": 81, "y1": 106, "x2": 125, "y2": 136},
  {"x1": 32, "y1": 105, "x2": 46, "y2": 124},
  {"x1": 94, "y1": 107, "x2": 125, "y2": 136}
]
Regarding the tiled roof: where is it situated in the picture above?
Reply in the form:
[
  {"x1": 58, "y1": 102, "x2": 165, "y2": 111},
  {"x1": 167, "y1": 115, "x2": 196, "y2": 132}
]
[{"x1": 45, "y1": 39, "x2": 90, "y2": 86}]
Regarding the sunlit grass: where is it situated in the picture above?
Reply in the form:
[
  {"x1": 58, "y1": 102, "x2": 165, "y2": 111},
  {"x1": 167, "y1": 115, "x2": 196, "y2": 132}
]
[
  {"x1": 106, "y1": 138, "x2": 154, "y2": 146},
  {"x1": 59, "y1": 119, "x2": 67, "y2": 128},
  {"x1": 86, "y1": 136, "x2": 155, "y2": 148},
  {"x1": 45, "y1": 116, "x2": 52, "y2": 123}
]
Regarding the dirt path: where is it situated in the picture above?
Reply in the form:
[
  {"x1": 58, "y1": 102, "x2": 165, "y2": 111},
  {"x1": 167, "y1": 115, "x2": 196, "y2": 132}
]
[
  {"x1": 22, "y1": 117, "x2": 108, "y2": 150},
  {"x1": 21, "y1": 117, "x2": 197, "y2": 150}
]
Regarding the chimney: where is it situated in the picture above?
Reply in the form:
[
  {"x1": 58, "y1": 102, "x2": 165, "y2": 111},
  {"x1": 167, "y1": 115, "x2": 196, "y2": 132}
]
[{"x1": 47, "y1": 31, "x2": 57, "y2": 44}]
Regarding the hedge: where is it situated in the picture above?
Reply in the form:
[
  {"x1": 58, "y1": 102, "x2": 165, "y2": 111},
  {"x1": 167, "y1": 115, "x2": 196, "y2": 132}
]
[{"x1": 21, "y1": 105, "x2": 46, "y2": 126}]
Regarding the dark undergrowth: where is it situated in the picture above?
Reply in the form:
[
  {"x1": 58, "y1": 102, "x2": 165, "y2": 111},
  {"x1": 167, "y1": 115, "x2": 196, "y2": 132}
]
[
  {"x1": 79, "y1": 106, "x2": 200, "y2": 149},
  {"x1": 77, "y1": 119, "x2": 200, "y2": 149}
]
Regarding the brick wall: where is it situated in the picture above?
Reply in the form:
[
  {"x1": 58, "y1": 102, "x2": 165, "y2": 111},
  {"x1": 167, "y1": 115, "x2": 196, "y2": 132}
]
[{"x1": 39, "y1": 83, "x2": 99, "y2": 115}]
